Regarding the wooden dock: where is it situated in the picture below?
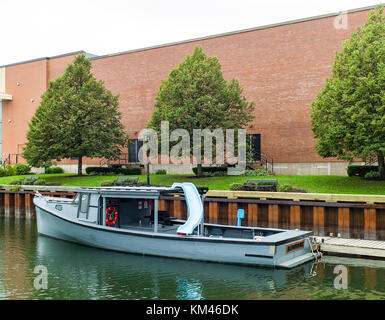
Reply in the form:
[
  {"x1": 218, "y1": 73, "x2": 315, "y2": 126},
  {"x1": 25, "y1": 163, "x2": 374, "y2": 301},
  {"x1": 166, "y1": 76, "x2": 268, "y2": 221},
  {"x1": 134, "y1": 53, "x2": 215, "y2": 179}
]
[{"x1": 316, "y1": 236, "x2": 385, "y2": 259}]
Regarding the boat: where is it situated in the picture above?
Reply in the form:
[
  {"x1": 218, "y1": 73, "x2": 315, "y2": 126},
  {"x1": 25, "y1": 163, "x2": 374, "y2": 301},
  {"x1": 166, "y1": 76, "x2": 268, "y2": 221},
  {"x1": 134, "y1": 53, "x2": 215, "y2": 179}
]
[{"x1": 33, "y1": 182, "x2": 321, "y2": 269}]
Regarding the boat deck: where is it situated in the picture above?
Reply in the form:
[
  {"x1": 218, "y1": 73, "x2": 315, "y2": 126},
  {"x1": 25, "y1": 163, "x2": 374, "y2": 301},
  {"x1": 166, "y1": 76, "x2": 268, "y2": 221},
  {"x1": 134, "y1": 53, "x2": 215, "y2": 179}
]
[
  {"x1": 120, "y1": 223, "x2": 180, "y2": 234},
  {"x1": 316, "y1": 236, "x2": 385, "y2": 259}
]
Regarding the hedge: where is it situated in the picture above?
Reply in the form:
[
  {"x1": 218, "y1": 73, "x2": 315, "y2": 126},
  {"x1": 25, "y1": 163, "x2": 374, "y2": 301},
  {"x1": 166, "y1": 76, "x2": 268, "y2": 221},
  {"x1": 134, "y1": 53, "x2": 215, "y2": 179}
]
[
  {"x1": 13, "y1": 164, "x2": 32, "y2": 175},
  {"x1": 347, "y1": 165, "x2": 378, "y2": 177},
  {"x1": 46, "y1": 166, "x2": 64, "y2": 174},
  {"x1": 86, "y1": 166, "x2": 142, "y2": 175},
  {"x1": 192, "y1": 166, "x2": 228, "y2": 175}
]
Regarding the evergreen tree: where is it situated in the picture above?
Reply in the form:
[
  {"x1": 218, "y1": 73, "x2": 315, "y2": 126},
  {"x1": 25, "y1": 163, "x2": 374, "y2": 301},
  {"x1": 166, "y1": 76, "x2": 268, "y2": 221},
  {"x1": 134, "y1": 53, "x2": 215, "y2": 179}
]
[
  {"x1": 147, "y1": 46, "x2": 255, "y2": 176},
  {"x1": 311, "y1": 6, "x2": 385, "y2": 178},
  {"x1": 23, "y1": 54, "x2": 127, "y2": 175}
]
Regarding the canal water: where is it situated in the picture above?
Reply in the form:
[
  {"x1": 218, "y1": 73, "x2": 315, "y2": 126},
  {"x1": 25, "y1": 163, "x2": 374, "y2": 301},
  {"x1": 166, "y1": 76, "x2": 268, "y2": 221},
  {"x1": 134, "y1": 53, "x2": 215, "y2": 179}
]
[{"x1": 0, "y1": 217, "x2": 384, "y2": 300}]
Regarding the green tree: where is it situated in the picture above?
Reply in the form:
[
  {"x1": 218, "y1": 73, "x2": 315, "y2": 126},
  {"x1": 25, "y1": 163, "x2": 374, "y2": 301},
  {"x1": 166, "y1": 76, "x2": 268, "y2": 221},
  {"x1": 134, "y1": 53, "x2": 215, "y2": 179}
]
[
  {"x1": 23, "y1": 54, "x2": 127, "y2": 175},
  {"x1": 311, "y1": 6, "x2": 385, "y2": 178},
  {"x1": 147, "y1": 46, "x2": 255, "y2": 176}
]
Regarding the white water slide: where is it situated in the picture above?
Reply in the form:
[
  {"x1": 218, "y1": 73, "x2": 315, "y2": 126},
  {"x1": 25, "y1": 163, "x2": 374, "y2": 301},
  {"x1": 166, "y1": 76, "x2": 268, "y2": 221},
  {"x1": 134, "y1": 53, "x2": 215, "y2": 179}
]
[{"x1": 171, "y1": 183, "x2": 203, "y2": 235}]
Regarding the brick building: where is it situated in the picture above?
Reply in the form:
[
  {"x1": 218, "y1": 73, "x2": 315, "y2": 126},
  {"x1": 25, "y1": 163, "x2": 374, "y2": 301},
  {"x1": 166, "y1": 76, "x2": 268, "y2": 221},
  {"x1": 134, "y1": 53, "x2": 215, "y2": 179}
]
[{"x1": 0, "y1": 5, "x2": 380, "y2": 175}]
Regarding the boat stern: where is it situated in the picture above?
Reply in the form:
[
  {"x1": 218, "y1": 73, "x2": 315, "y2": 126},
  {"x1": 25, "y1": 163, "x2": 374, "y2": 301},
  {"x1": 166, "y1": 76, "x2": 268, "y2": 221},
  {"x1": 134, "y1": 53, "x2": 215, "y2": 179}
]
[{"x1": 263, "y1": 230, "x2": 321, "y2": 269}]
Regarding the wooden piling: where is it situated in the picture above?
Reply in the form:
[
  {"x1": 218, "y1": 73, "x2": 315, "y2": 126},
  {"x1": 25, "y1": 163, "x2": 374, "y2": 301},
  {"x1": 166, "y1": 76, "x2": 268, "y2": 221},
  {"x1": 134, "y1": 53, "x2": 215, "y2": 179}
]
[
  {"x1": 268, "y1": 204, "x2": 279, "y2": 228},
  {"x1": 313, "y1": 206, "x2": 325, "y2": 236},
  {"x1": 14, "y1": 193, "x2": 25, "y2": 218},
  {"x1": 227, "y1": 202, "x2": 238, "y2": 226},
  {"x1": 158, "y1": 199, "x2": 167, "y2": 211},
  {"x1": 247, "y1": 204, "x2": 258, "y2": 227},
  {"x1": 173, "y1": 199, "x2": 183, "y2": 219},
  {"x1": 290, "y1": 205, "x2": 301, "y2": 229},
  {"x1": 209, "y1": 202, "x2": 218, "y2": 224},
  {"x1": 4, "y1": 193, "x2": 14, "y2": 217},
  {"x1": 364, "y1": 208, "x2": 376, "y2": 239},
  {"x1": 338, "y1": 207, "x2": 350, "y2": 238},
  {"x1": 0, "y1": 193, "x2": 4, "y2": 213},
  {"x1": 24, "y1": 193, "x2": 35, "y2": 219}
]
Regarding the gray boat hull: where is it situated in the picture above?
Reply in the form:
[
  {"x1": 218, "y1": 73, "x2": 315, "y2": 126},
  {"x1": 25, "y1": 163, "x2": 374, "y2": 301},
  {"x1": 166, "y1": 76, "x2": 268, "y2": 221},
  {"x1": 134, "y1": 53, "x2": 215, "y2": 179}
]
[{"x1": 35, "y1": 199, "x2": 317, "y2": 269}]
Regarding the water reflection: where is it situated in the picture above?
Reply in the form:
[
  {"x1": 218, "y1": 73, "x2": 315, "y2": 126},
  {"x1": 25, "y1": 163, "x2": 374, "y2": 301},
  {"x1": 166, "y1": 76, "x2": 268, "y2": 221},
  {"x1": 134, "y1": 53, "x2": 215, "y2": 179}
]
[{"x1": 32, "y1": 235, "x2": 315, "y2": 299}]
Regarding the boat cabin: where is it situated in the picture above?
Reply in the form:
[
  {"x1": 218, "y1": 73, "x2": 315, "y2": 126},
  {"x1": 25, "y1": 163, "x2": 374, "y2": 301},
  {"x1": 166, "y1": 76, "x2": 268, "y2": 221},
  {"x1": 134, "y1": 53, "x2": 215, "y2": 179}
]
[
  {"x1": 45, "y1": 185, "x2": 285, "y2": 240},
  {"x1": 52, "y1": 186, "x2": 208, "y2": 234}
]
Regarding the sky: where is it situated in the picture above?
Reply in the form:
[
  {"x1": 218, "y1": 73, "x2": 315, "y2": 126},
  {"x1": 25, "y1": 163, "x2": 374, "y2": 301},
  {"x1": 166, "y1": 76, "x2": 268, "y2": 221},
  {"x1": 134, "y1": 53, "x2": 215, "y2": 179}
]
[{"x1": 0, "y1": 0, "x2": 383, "y2": 66}]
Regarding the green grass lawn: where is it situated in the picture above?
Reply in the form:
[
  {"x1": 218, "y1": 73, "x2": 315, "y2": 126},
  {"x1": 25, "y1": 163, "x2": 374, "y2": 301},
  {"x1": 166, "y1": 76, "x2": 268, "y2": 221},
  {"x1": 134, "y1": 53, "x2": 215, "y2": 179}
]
[{"x1": 1, "y1": 173, "x2": 385, "y2": 195}]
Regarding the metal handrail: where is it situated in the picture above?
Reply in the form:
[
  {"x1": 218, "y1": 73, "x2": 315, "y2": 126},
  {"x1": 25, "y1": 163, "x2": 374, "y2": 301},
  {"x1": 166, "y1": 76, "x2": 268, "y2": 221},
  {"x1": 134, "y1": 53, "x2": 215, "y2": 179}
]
[
  {"x1": 248, "y1": 151, "x2": 274, "y2": 173},
  {"x1": 99, "y1": 153, "x2": 130, "y2": 166}
]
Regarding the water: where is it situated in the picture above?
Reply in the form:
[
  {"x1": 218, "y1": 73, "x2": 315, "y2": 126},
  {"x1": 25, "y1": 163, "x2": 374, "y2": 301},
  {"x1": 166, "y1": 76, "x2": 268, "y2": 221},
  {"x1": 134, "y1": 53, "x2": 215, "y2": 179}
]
[{"x1": 0, "y1": 217, "x2": 384, "y2": 300}]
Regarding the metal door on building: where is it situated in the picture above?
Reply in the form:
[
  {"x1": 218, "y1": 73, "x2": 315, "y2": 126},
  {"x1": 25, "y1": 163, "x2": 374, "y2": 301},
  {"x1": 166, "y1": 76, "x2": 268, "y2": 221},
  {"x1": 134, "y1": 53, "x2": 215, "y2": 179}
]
[
  {"x1": 247, "y1": 134, "x2": 261, "y2": 162},
  {"x1": 129, "y1": 139, "x2": 143, "y2": 163}
]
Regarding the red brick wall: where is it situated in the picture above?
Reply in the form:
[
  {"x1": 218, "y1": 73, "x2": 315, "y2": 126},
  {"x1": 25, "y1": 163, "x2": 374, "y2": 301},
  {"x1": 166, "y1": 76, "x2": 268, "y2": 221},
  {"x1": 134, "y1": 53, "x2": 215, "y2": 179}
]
[
  {"x1": 3, "y1": 59, "x2": 48, "y2": 160},
  {"x1": 90, "y1": 9, "x2": 370, "y2": 163},
  {"x1": 3, "y1": 9, "x2": 373, "y2": 165},
  {"x1": 3, "y1": 54, "x2": 81, "y2": 164}
]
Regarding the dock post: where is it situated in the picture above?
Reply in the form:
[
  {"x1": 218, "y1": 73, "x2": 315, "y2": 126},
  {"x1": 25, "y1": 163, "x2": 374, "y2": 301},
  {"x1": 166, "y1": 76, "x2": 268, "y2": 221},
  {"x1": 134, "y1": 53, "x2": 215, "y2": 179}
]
[
  {"x1": 173, "y1": 199, "x2": 182, "y2": 219},
  {"x1": 158, "y1": 199, "x2": 167, "y2": 211},
  {"x1": 209, "y1": 202, "x2": 218, "y2": 224},
  {"x1": 338, "y1": 208, "x2": 350, "y2": 238},
  {"x1": 268, "y1": 204, "x2": 279, "y2": 228},
  {"x1": 14, "y1": 193, "x2": 25, "y2": 218},
  {"x1": 247, "y1": 204, "x2": 258, "y2": 227},
  {"x1": 227, "y1": 202, "x2": 238, "y2": 226},
  {"x1": 4, "y1": 193, "x2": 14, "y2": 217},
  {"x1": 0, "y1": 193, "x2": 4, "y2": 215},
  {"x1": 313, "y1": 206, "x2": 325, "y2": 236},
  {"x1": 24, "y1": 193, "x2": 34, "y2": 219},
  {"x1": 364, "y1": 208, "x2": 376, "y2": 240},
  {"x1": 290, "y1": 205, "x2": 301, "y2": 229}
]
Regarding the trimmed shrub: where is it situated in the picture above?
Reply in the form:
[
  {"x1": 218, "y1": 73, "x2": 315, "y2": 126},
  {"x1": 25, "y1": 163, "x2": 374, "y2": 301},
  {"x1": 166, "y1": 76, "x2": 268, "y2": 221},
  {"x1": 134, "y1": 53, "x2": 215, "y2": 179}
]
[
  {"x1": 155, "y1": 169, "x2": 167, "y2": 175},
  {"x1": 9, "y1": 180, "x2": 21, "y2": 185},
  {"x1": 211, "y1": 171, "x2": 227, "y2": 177},
  {"x1": 86, "y1": 166, "x2": 142, "y2": 175},
  {"x1": 347, "y1": 165, "x2": 378, "y2": 177},
  {"x1": 33, "y1": 179, "x2": 46, "y2": 185},
  {"x1": 5, "y1": 165, "x2": 15, "y2": 176},
  {"x1": 192, "y1": 166, "x2": 228, "y2": 176},
  {"x1": 202, "y1": 171, "x2": 227, "y2": 177},
  {"x1": 229, "y1": 183, "x2": 243, "y2": 191},
  {"x1": 9, "y1": 185, "x2": 19, "y2": 192},
  {"x1": 364, "y1": 171, "x2": 380, "y2": 180},
  {"x1": 0, "y1": 168, "x2": 7, "y2": 177},
  {"x1": 119, "y1": 167, "x2": 142, "y2": 175},
  {"x1": 100, "y1": 180, "x2": 143, "y2": 187},
  {"x1": 278, "y1": 184, "x2": 295, "y2": 192},
  {"x1": 13, "y1": 164, "x2": 31, "y2": 175},
  {"x1": 241, "y1": 169, "x2": 269, "y2": 177},
  {"x1": 46, "y1": 166, "x2": 64, "y2": 174},
  {"x1": 100, "y1": 181, "x2": 114, "y2": 187},
  {"x1": 241, "y1": 182, "x2": 258, "y2": 191}
]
